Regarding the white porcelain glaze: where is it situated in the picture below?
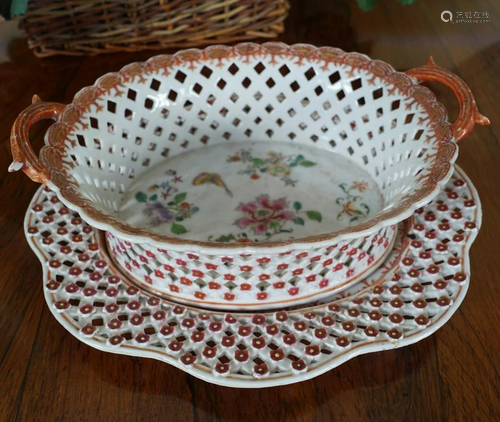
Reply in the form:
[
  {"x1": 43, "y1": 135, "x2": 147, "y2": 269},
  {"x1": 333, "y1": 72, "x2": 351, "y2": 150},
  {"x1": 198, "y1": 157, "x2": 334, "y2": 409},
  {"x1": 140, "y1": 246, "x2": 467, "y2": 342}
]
[{"x1": 24, "y1": 43, "x2": 459, "y2": 256}]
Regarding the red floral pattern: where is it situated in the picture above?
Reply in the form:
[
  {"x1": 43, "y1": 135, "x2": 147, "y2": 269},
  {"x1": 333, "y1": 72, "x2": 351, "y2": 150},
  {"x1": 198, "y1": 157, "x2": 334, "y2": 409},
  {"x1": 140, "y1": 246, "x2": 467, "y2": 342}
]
[{"x1": 26, "y1": 169, "x2": 479, "y2": 387}]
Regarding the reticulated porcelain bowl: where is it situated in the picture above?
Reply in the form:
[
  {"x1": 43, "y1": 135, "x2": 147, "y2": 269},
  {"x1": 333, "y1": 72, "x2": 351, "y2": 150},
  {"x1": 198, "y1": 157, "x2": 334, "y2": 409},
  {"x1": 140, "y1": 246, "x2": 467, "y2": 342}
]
[
  {"x1": 105, "y1": 225, "x2": 397, "y2": 309},
  {"x1": 10, "y1": 43, "x2": 488, "y2": 309}
]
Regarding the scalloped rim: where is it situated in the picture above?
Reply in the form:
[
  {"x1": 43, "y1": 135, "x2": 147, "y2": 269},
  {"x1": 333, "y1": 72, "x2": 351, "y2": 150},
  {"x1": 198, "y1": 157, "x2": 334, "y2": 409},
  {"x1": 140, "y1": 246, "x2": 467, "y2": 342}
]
[{"x1": 41, "y1": 42, "x2": 459, "y2": 253}]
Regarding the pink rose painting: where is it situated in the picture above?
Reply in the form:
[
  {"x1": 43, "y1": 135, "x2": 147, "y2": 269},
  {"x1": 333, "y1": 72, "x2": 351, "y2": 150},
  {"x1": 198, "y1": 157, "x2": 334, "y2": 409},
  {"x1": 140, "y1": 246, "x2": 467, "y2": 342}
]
[
  {"x1": 235, "y1": 195, "x2": 296, "y2": 236},
  {"x1": 213, "y1": 195, "x2": 323, "y2": 242}
]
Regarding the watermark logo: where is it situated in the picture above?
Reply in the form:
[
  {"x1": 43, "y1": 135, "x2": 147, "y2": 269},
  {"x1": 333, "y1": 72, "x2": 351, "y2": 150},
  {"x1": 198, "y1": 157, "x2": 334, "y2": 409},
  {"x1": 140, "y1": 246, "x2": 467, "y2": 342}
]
[
  {"x1": 442, "y1": 11, "x2": 490, "y2": 24},
  {"x1": 441, "y1": 11, "x2": 453, "y2": 23}
]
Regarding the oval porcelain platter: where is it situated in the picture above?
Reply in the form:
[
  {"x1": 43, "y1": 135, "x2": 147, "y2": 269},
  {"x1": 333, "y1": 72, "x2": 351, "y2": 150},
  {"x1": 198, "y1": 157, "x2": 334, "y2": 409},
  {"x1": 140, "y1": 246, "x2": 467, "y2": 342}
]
[{"x1": 24, "y1": 166, "x2": 480, "y2": 388}]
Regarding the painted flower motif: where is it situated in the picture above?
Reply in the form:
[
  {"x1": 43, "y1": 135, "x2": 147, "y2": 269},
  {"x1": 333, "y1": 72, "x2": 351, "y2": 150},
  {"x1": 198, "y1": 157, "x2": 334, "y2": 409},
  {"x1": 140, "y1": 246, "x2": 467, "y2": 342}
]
[
  {"x1": 268, "y1": 162, "x2": 291, "y2": 177},
  {"x1": 305, "y1": 345, "x2": 320, "y2": 356},
  {"x1": 389, "y1": 313, "x2": 404, "y2": 324},
  {"x1": 235, "y1": 195, "x2": 295, "y2": 236},
  {"x1": 266, "y1": 324, "x2": 279, "y2": 336},
  {"x1": 216, "y1": 196, "x2": 322, "y2": 242},
  {"x1": 253, "y1": 363, "x2": 269, "y2": 378},
  {"x1": 108, "y1": 335, "x2": 124, "y2": 347},
  {"x1": 107, "y1": 275, "x2": 121, "y2": 284},
  {"x1": 225, "y1": 314, "x2": 237, "y2": 324},
  {"x1": 172, "y1": 305, "x2": 186, "y2": 315},
  {"x1": 235, "y1": 349, "x2": 249, "y2": 362},
  {"x1": 233, "y1": 148, "x2": 247, "y2": 159},
  {"x1": 336, "y1": 336, "x2": 350, "y2": 347},
  {"x1": 215, "y1": 363, "x2": 230, "y2": 375},
  {"x1": 135, "y1": 171, "x2": 199, "y2": 234},
  {"x1": 181, "y1": 318, "x2": 196, "y2": 329},
  {"x1": 208, "y1": 322, "x2": 223, "y2": 332},
  {"x1": 191, "y1": 330, "x2": 205, "y2": 343},
  {"x1": 321, "y1": 316, "x2": 335, "y2": 326},
  {"x1": 415, "y1": 315, "x2": 430, "y2": 326},
  {"x1": 227, "y1": 148, "x2": 314, "y2": 187},
  {"x1": 342, "y1": 201, "x2": 359, "y2": 217},
  {"x1": 202, "y1": 346, "x2": 217, "y2": 359},
  {"x1": 180, "y1": 353, "x2": 197, "y2": 366},
  {"x1": 327, "y1": 303, "x2": 341, "y2": 313},
  {"x1": 364, "y1": 326, "x2": 379, "y2": 337},
  {"x1": 46, "y1": 280, "x2": 60, "y2": 291},
  {"x1": 252, "y1": 314, "x2": 266, "y2": 325},
  {"x1": 153, "y1": 310, "x2": 166, "y2": 321},
  {"x1": 221, "y1": 336, "x2": 236, "y2": 348},
  {"x1": 314, "y1": 328, "x2": 328, "y2": 339},
  {"x1": 168, "y1": 340, "x2": 183, "y2": 352},
  {"x1": 252, "y1": 338, "x2": 266, "y2": 349},
  {"x1": 238, "y1": 326, "x2": 252, "y2": 336},
  {"x1": 82, "y1": 227, "x2": 93, "y2": 236},
  {"x1": 135, "y1": 333, "x2": 150, "y2": 344},
  {"x1": 294, "y1": 321, "x2": 307, "y2": 332},
  {"x1": 352, "y1": 181, "x2": 368, "y2": 192},
  {"x1": 256, "y1": 292, "x2": 268, "y2": 300},
  {"x1": 129, "y1": 314, "x2": 144, "y2": 326},
  {"x1": 283, "y1": 333, "x2": 297, "y2": 345},
  {"x1": 291, "y1": 359, "x2": 307, "y2": 372},
  {"x1": 80, "y1": 324, "x2": 96, "y2": 336},
  {"x1": 275, "y1": 311, "x2": 288, "y2": 322},
  {"x1": 387, "y1": 328, "x2": 402, "y2": 339},
  {"x1": 270, "y1": 349, "x2": 285, "y2": 361},
  {"x1": 143, "y1": 202, "x2": 175, "y2": 226},
  {"x1": 368, "y1": 310, "x2": 382, "y2": 320},
  {"x1": 161, "y1": 188, "x2": 178, "y2": 199},
  {"x1": 304, "y1": 311, "x2": 316, "y2": 320},
  {"x1": 336, "y1": 182, "x2": 370, "y2": 223},
  {"x1": 125, "y1": 286, "x2": 139, "y2": 296},
  {"x1": 104, "y1": 287, "x2": 118, "y2": 298}
]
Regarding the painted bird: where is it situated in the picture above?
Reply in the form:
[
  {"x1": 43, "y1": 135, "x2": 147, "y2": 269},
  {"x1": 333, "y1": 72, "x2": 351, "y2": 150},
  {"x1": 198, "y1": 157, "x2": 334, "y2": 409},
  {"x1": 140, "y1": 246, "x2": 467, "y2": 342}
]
[{"x1": 192, "y1": 173, "x2": 233, "y2": 197}]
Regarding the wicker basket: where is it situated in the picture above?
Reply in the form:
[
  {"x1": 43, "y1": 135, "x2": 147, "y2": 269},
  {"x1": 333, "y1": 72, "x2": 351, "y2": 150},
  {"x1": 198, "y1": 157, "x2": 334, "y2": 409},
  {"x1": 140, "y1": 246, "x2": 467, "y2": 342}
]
[{"x1": 18, "y1": 0, "x2": 290, "y2": 57}]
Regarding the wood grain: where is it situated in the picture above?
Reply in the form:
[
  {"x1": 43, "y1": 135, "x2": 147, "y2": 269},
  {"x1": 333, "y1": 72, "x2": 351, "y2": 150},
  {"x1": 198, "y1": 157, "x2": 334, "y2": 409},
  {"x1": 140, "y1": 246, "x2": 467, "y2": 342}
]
[{"x1": 1, "y1": 0, "x2": 499, "y2": 420}]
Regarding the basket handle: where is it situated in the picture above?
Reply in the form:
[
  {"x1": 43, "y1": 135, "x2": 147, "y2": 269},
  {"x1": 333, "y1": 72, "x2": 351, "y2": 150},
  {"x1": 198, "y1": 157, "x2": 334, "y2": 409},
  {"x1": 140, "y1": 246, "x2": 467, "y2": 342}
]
[
  {"x1": 405, "y1": 57, "x2": 489, "y2": 142},
  {"x1": 9, "y1": 95, "x2": 66, "y2": 184}
]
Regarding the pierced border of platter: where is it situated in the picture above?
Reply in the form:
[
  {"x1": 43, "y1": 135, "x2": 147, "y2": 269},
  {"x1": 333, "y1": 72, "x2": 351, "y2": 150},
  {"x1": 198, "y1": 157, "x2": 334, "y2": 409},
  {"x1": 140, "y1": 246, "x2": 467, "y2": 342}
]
[{"x1": 25, "y1": 166, "x2": 480, "y2": 388}]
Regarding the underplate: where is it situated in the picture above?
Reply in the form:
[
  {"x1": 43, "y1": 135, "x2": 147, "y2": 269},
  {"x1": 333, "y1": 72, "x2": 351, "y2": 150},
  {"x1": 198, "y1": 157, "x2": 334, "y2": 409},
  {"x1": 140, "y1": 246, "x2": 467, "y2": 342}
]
[{"x1": 25, "y1": 166, "x2": 481, "y2": 388}]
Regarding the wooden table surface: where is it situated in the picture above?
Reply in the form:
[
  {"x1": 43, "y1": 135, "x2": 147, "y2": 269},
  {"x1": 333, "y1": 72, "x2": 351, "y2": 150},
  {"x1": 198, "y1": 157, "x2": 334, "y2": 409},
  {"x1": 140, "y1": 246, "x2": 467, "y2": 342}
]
[{"x1": 1, "y1": 0, "x2": 499, "y2": 420}]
